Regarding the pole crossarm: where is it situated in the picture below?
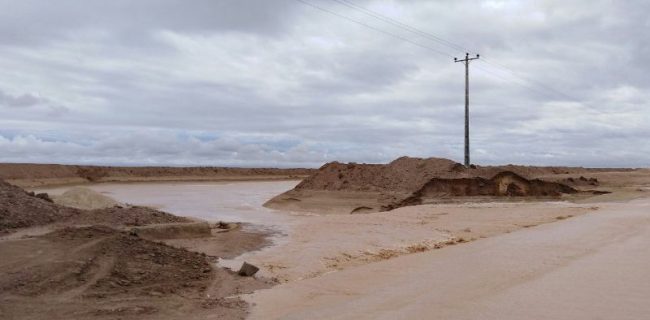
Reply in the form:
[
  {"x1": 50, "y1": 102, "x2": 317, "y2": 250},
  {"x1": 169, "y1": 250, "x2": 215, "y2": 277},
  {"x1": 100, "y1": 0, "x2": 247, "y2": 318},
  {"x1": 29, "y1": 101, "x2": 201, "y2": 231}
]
[
  {"x1": 454, "y1": 52, "x2": 480, "y2": 64},
  {"x1": 454, "y1": 53, "x2": 479, "y2": 167}
]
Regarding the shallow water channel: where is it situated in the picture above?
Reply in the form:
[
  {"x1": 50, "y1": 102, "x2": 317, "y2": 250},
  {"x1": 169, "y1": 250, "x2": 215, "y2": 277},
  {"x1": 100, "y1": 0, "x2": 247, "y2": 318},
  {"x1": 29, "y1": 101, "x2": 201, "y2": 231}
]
[{"x1": 34, "y1": 180, "x2": 300, "y2": 227}]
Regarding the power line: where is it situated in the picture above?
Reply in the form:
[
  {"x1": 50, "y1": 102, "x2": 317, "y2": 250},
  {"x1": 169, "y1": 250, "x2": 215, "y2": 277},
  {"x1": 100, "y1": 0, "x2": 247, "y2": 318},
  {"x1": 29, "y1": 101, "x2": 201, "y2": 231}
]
[
  {"x1": 329, "y1": 0, "x2": 558, "y2": 93},
  {"x1": 297, "y1": 0, "x2": 558, "y2": 101},
  {"x1": 296, "y1": 0, "x2": 605, "y2": 115},
  {"x1": 324, "y1": 0, "x2": 602, "y2": 112},
  {"x1": 472, "y1": 64, "x2": 564, "y2": 100},
  {"x1": 300, "y1": 0, "x2": 558, "y2": 100},
  {"x1": 331, "y1": 0, "x2": 467, "y2": 52},
  {"x1": 295, "y1": 0, "x2": 454, "y2": 58}
]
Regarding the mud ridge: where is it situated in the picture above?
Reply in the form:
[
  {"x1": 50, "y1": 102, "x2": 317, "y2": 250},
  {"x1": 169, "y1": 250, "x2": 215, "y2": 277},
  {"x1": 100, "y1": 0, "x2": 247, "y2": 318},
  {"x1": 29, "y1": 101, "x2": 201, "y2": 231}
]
[
  {"x1": 0, "y1": 179, "x2": 189, "y2": 234},
  {"x1": 383, "y1": 171, "x2": 577, "y2": 211}
]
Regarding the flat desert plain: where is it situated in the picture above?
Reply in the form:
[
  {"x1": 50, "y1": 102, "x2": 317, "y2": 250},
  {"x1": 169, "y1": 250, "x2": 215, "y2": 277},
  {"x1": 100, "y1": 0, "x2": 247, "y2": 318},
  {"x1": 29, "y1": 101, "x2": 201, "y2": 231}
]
[{"x1": 1, "y1": 158, "x2": 649, "y2": 319}]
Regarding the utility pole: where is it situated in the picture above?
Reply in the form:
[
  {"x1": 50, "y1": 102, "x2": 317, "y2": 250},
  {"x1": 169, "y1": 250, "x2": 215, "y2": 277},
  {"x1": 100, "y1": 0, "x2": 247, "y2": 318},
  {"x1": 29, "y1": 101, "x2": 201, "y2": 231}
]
[{"x1": 454, "y1": 52, "x2": 479, "y2": 167}]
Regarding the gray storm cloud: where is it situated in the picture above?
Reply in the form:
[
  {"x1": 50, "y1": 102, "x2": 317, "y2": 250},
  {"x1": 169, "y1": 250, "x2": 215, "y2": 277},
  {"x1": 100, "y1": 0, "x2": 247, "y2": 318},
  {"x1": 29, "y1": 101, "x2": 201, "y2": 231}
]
[{"x1": 0, "y1": 0, "x2": 648, "y2": 167}]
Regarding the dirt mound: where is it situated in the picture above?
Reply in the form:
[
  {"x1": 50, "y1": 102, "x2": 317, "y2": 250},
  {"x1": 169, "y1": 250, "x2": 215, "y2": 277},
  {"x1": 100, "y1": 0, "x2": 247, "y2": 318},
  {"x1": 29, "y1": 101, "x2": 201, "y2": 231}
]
[
  {"x1": 2, "y1": 225, "x2": 210, "y2": 299},
  {"x1": 295, "y1": 157, "x2": 458, "y2": 193},
  {"x1": 0, "y1": 180, "x2": 189, "y2": 234},
  {"x1": 0, "y1": 225, "x2": 266, "y2": 319},
  {"x1": 35, "y1": 226, "x2": 212, "y2": 297},
  {"x1": 53, "y1": 187, "x2": 122, "y2": 210},
  {"x1": 295, "y1": 156, "x2": 603, "y2": 194},
  {"x1": 0, "y1": 180, "x2": 79, "y2": 232},
  {"x1": 70, "y1": 206, "x2": 191, "y2": 227},
  {"x1": 266, "y1": 157, "x2": 606, "y2": 213},
  {"x1": 385, "y1": 171, "x2": 578, "y2": 210}
]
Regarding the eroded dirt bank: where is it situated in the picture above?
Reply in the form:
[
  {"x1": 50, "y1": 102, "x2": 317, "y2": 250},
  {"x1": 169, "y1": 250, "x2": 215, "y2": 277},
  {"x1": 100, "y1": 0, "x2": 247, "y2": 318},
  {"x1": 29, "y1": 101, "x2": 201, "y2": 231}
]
[
  {"x1": 0, "y1": 179, "x2": 273, "y2": 319},
  {"x1": 0, "y1": 180, "x2": 188, "y2": 233},
  {"x1": 266, "y1": 157, "x2": 642, "y2": 213},
  {"x1": 0, "y1": 163, "x2": 314, "y2": 188}
]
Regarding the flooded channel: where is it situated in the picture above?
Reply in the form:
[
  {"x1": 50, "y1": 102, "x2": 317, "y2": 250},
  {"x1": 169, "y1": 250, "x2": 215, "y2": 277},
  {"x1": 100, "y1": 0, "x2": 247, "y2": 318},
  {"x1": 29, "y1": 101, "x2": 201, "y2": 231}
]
[{"x1": 34, "y1": 180, "x2": 300, "y2": 226}]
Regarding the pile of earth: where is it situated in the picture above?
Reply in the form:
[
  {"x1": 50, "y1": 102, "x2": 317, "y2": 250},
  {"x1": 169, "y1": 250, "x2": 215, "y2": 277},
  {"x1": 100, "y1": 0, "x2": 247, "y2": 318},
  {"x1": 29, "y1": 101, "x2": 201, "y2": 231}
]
[
  {"x1": 294, "y1": 156, "x2": 601, "y2": 193},
  {"x1": 267, "y1": 157, "x2": 611, "y2": 213},
  {"x1": 0, "y1": 179, "x2": 77, "y2": 232},
  {"x1": 0, "y1": 179, "x2": 188, "y2": 234},
  {"x1": 3, "y1": 225, "x2": 212, "y2": 298},
  {"x1": 52, "y1": 187, "x2": 122, "y2": 210},
  {"x1": 0, "y1": 225, "x2": 268, "y2": 319},
  {"x1": 0, "y1": 180, "x2": 274, "y2": 319}
]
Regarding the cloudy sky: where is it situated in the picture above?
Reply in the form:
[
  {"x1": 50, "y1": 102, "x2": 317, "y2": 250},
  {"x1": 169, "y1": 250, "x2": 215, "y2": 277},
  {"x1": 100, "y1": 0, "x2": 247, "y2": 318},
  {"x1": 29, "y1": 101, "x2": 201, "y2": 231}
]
[{"x1": 0, "y1": 0, "x2": 648, "y2": 168}]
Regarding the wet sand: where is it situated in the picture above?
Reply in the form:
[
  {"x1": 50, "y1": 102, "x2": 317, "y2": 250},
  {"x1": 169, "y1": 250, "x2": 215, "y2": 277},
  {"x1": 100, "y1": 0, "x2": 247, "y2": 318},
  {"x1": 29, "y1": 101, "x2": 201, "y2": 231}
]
[
  {"x1": 246, "y1": 198, "x2": 650, "y2": 320},
  {"x1": 227, "y1": 202, "x2": 597, "y2": 282}
]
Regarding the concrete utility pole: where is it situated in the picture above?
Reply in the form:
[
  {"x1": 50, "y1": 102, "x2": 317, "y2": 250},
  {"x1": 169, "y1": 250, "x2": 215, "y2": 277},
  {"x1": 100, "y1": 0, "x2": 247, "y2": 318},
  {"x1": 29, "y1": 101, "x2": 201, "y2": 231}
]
[{"x1": 454, "y1": 53, "x2": 479, "y2": 167}]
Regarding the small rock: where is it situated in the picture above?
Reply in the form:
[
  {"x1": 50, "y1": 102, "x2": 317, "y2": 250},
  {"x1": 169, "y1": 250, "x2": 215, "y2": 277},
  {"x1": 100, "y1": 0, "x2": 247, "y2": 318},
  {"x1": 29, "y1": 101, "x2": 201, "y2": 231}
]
[
  {"x1": 215, "y1": 221, "x2": 230, "y2": 229},
  {"x1": 237, "y1": 262, "x2": 259, "y2": 277},
  {"x1": 35, "y1": 193, "x2": 53, "y2": 202}
]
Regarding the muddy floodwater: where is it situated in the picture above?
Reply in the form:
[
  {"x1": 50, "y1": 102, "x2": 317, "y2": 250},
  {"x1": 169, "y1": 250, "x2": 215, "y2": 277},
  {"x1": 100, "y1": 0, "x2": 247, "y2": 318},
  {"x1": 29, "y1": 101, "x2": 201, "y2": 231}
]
[{"x1": 34, "y1": 180, "x2": 300, "y2": 226}]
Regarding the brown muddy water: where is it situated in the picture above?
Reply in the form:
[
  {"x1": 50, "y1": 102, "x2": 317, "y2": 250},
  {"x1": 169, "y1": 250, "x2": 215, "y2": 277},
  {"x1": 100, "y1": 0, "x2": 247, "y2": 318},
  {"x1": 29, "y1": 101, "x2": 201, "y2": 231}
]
[{"x1": 34, "y1": 180, "x2": 300, "y2": 227}]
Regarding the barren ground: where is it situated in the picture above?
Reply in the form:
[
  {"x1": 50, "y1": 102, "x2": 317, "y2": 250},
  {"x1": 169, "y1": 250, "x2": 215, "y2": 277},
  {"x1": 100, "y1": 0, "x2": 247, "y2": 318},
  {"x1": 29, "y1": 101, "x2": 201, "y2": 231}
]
[
  {"x1": 2, "y1": 159, "x2": 649, "y2": 320},
  {"x1": 0, "y1": 163, "x2": 313, "y2": 188},
  {"x1": 0, "y1": 225, "x2": 273, "y2": 320},
  {"x1": 225, "y1": 202, "x2": 599, "y2": 282},
  {"x1": 0, "y1": 179, "x2": 274, "y2": 320}
]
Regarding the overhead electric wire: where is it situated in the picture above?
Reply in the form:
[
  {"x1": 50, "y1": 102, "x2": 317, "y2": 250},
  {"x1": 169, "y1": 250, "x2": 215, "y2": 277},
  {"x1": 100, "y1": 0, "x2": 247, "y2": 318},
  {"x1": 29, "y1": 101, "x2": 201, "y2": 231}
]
[
  {"x1": 295, "y1": 0, "x2": 454, "y2": 59},
  {"x1": 296, "y1": 0, "x2": 605, "y2": 114},
  {"x1": 331, "y1": 0, "x2": 467, "y2": 52},
  {"x1": 322, "y1": 0, "x2": 603, "y2": 113},
  {"x1": 331, "y1": 0, "x2": 581, "y2": 101}
]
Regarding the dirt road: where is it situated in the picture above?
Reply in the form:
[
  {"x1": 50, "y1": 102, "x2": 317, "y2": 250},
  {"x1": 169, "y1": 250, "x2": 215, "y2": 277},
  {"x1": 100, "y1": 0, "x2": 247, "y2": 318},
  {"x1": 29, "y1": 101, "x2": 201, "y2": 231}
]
[{"x1": 247, "y1": 198, "x2": 650, "y2": 320}]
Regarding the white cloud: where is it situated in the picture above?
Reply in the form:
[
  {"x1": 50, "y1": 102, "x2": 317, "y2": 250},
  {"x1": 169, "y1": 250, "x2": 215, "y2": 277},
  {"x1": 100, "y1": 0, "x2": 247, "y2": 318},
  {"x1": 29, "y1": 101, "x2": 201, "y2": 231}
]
[{"x1": 0, "y1": 0, "x2": 648, "y2": 167}]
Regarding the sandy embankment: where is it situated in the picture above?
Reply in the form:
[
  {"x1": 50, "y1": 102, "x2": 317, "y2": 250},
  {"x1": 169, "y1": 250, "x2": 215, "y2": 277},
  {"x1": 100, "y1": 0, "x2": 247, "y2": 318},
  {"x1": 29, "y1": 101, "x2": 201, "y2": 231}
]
[
  {"x1": 0, "y1": 163, "x2": 314, "y2": 188},
  {"x1": 265, "y1": 157, "x2": 643, "y2": 214},
  {"x1": 0, "y1": 179, "x2": 274, "y2": 319}
]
